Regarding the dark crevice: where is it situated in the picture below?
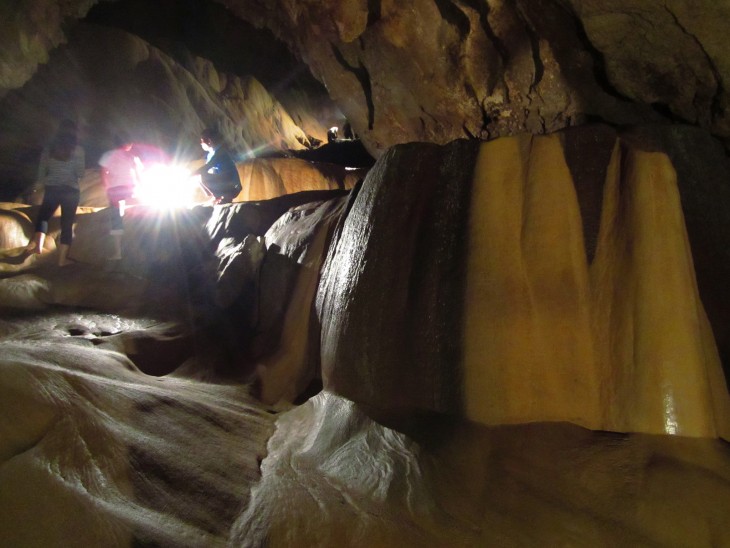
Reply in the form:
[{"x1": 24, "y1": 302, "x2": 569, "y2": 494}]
[
  {"x1": 515, "y1": 5, "x2": 544, "y2": 93},
  {"x1": 463, "y1": 82, "x2": 492, "y2": 137},
  {"x1": 566, "y1": 6, "x2": 634, "y2": 103},
  {"x1": 650, "y1": 101, "x2": 688, "y2": 124},
  {"x1": 367, "y1": 0, "x2": 382, "y2": 28},
  {"x1": 419, "y1": 106, "x2": 442, "y2": 136},
  {"x1": 433, "y1": 0, "x2": 471, "y2": 38},
  {"x1": 458, "y1": 0, "x2": 510, "y2": 102},
  {"x1": 664, "y1": 5, "x2": 724, "y2": 125},
  {"x1": 458, "y1": 0, "x2": 509, "y2": 63},
  {"x1": 480, "y1": 104, "x2": 492, "y2": 135},
  {"x1": 331, "y1": 44, "x2": 375, "y2": 130}
]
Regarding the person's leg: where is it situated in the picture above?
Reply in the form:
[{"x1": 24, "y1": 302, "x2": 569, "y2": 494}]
[
  {"x1": 207, "y1": 177, "x2": 240, "y2": 204},
  {"x1": 199, "y1": 174, "x2": 216, "y2": 201},
  {"x1": 107, "y1": 187, "x2": 125, "y2": 260},
  {"x1": 27, "y1": 186, "x2": 62, "y2": 253},
  {"x1": 200, "y1": 174, "x2": 224, "y2": 205},
  {"x1": 217, "y1": 186, "x2": 239, "y2": 204},
  {"x1": 57, "y1": 187, "x2": 80, "y2": 266}
]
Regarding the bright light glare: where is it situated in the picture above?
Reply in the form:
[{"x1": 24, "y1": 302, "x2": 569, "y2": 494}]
[{"x1": 134, "y1": 163, "x2": 199, "y2": 208}]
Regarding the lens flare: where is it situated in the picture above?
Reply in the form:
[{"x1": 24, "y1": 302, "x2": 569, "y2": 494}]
[{"x1": 134, "y1": 163, "x2": 200, "y2": 208}]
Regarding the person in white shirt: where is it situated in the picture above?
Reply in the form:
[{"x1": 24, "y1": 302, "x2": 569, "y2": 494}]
[
  {"x1": 26, "y1": 119, "x2": 85, "y2": 266},
  {"x1": 98, "y1": 132, "x2": 140, "y2": 260}
]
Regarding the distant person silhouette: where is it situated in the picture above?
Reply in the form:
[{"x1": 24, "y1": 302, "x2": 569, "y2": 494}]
[
  {"x1": 342, "y1": 121, "x2": 356, "y2": 140},
  {"x1": 26, "y1": 119, "x2": 85, "y2": 266},
  {"x1": 193, "y1": 128, "x2": 242, "y2": 205}
]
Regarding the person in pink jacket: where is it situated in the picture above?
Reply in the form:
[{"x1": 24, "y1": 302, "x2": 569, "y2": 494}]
[{"x1": 98, "y1": 132, "x2": 140, "y2": 260}]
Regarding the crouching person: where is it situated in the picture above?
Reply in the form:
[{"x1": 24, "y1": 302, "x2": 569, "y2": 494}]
[{"x1": 193, "y1": 128, "x2": 242, "y2": 205}]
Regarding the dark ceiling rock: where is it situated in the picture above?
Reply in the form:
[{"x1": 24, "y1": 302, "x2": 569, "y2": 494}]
[
  {"x1": 83, "y1": 0, "x2": 343, "y2": 144},
  {"x1": 2, "y1": 0, "x2": 729, "y2": 158}
]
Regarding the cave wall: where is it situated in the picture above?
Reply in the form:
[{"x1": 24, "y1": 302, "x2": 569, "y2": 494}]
[
  {"x1": 0, "y1": 2, "x2": 340, "y2": 199},
  {"x1": 1, "y1": 1, "x2": 728, "y2": 407},
  {"x1": 1, "y1": 124, "x2": 729, "y2": 543}
]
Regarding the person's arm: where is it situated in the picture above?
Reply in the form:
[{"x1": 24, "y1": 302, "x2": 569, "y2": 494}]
[
  {"x1": 193, "y1": 158, "x2": 212, "y2": 176},
  {"x1": 98, "y1": 151, "x2": 110, "y2": 188},
  {"x1": 193, "y1": 148, "x2": 223, "y2": 176},
  {"x1": 101, "y1": 168, "x2": 111, "y2": 188},
  {"x1": 35, "y1": 147, "x2": 49, "y2": 189}
]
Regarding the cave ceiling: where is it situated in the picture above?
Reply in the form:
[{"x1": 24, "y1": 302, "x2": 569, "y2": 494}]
[
  {"x1": 3, "y1": 0, "x2": 730, "y2": 147},
  {"x1": 0, "y1": 0, "x2": 729, "y2": 197}
]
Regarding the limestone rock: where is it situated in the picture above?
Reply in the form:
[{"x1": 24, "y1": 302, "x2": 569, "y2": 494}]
[
  {"x1": 228, "y1": 0, "x2": 730, "y2": 155},
  {"x1": 318, "y1": 128, "x2": 730, "y2": 438},
  {"x1": 0, "y1": 338, "x2": 274, "y2": 546},
  {"x1": 233, "y1": 391, "x2": 730, "y2": 546},
  {"x1": 0, "y1": 274, "x2": 52, "y2": 310},
  {"x1": 3, "y1": 0, "x2": 730, "y2": 159},
  {"x1": 1, "y1": 130, "x2": 730, "y2": 545},
  {"x1": 253, "y1": 196, "x2": 351, "y2": 406},
  {"x1": 214, "y1": 234, "x2": 266, "y2": 310},
  {"x1": 238, "y1": 157, "x2": 363, "y2": 201}
]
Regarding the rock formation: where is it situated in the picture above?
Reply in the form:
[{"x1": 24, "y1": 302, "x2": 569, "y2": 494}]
[
  {"x1": 319, "y1": 127, "x2": 730, "y2": 439},
  {"x1": 1, "y1": 1, "x2": 730, "y2": 546},
  {"x1": 2, "y1": 126, "x2": 730, "y2": 545}
]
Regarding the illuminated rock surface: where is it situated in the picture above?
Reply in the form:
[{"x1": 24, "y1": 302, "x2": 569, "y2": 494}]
[
  {"x1": 319, "y1": 128, "x2": 730, "y2": 439},
  {"x1": 238, "y1": 158, "x2": 363, "y2": 202},
  {"x1": 0, "y1": 333, "x2": 274, "y2": 546},
  {"x1": 1, "y1": 1, "x2": 730, "y2": 545},
  {"x1": 233, "y1": 392, "x2": 730, "y2": 547},
  {"x1": 253, "y1": 196, "x2": 350, "y2": 405}
]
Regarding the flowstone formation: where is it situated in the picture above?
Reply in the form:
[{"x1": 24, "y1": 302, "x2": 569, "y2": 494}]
[
  {"x1": 319, "y1": 126, "x2": 730, "y2": 439},
  {"x1": 1, "y1": 127, "x2": 729, "y2": 546}
]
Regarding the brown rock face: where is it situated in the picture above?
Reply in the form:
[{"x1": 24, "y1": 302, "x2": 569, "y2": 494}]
[
  {"x1": 1, "y1": 2, "x2": 730, "y2": 544},
  {"x1": 229, "y1": 0, "x2": 730, "y2": 155},
  {"x1": 1, "y1": 131, "x2": 729, "y2": 545},
  {"x1": 238, "y1": 158, "x2": 363, "y2": 201},
  {"x1": 2, "y1": 0, "x2": 730, "y2": 161},
  {"x1": 253, "y1": 196, "x2": 350, "y2": 405}
]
